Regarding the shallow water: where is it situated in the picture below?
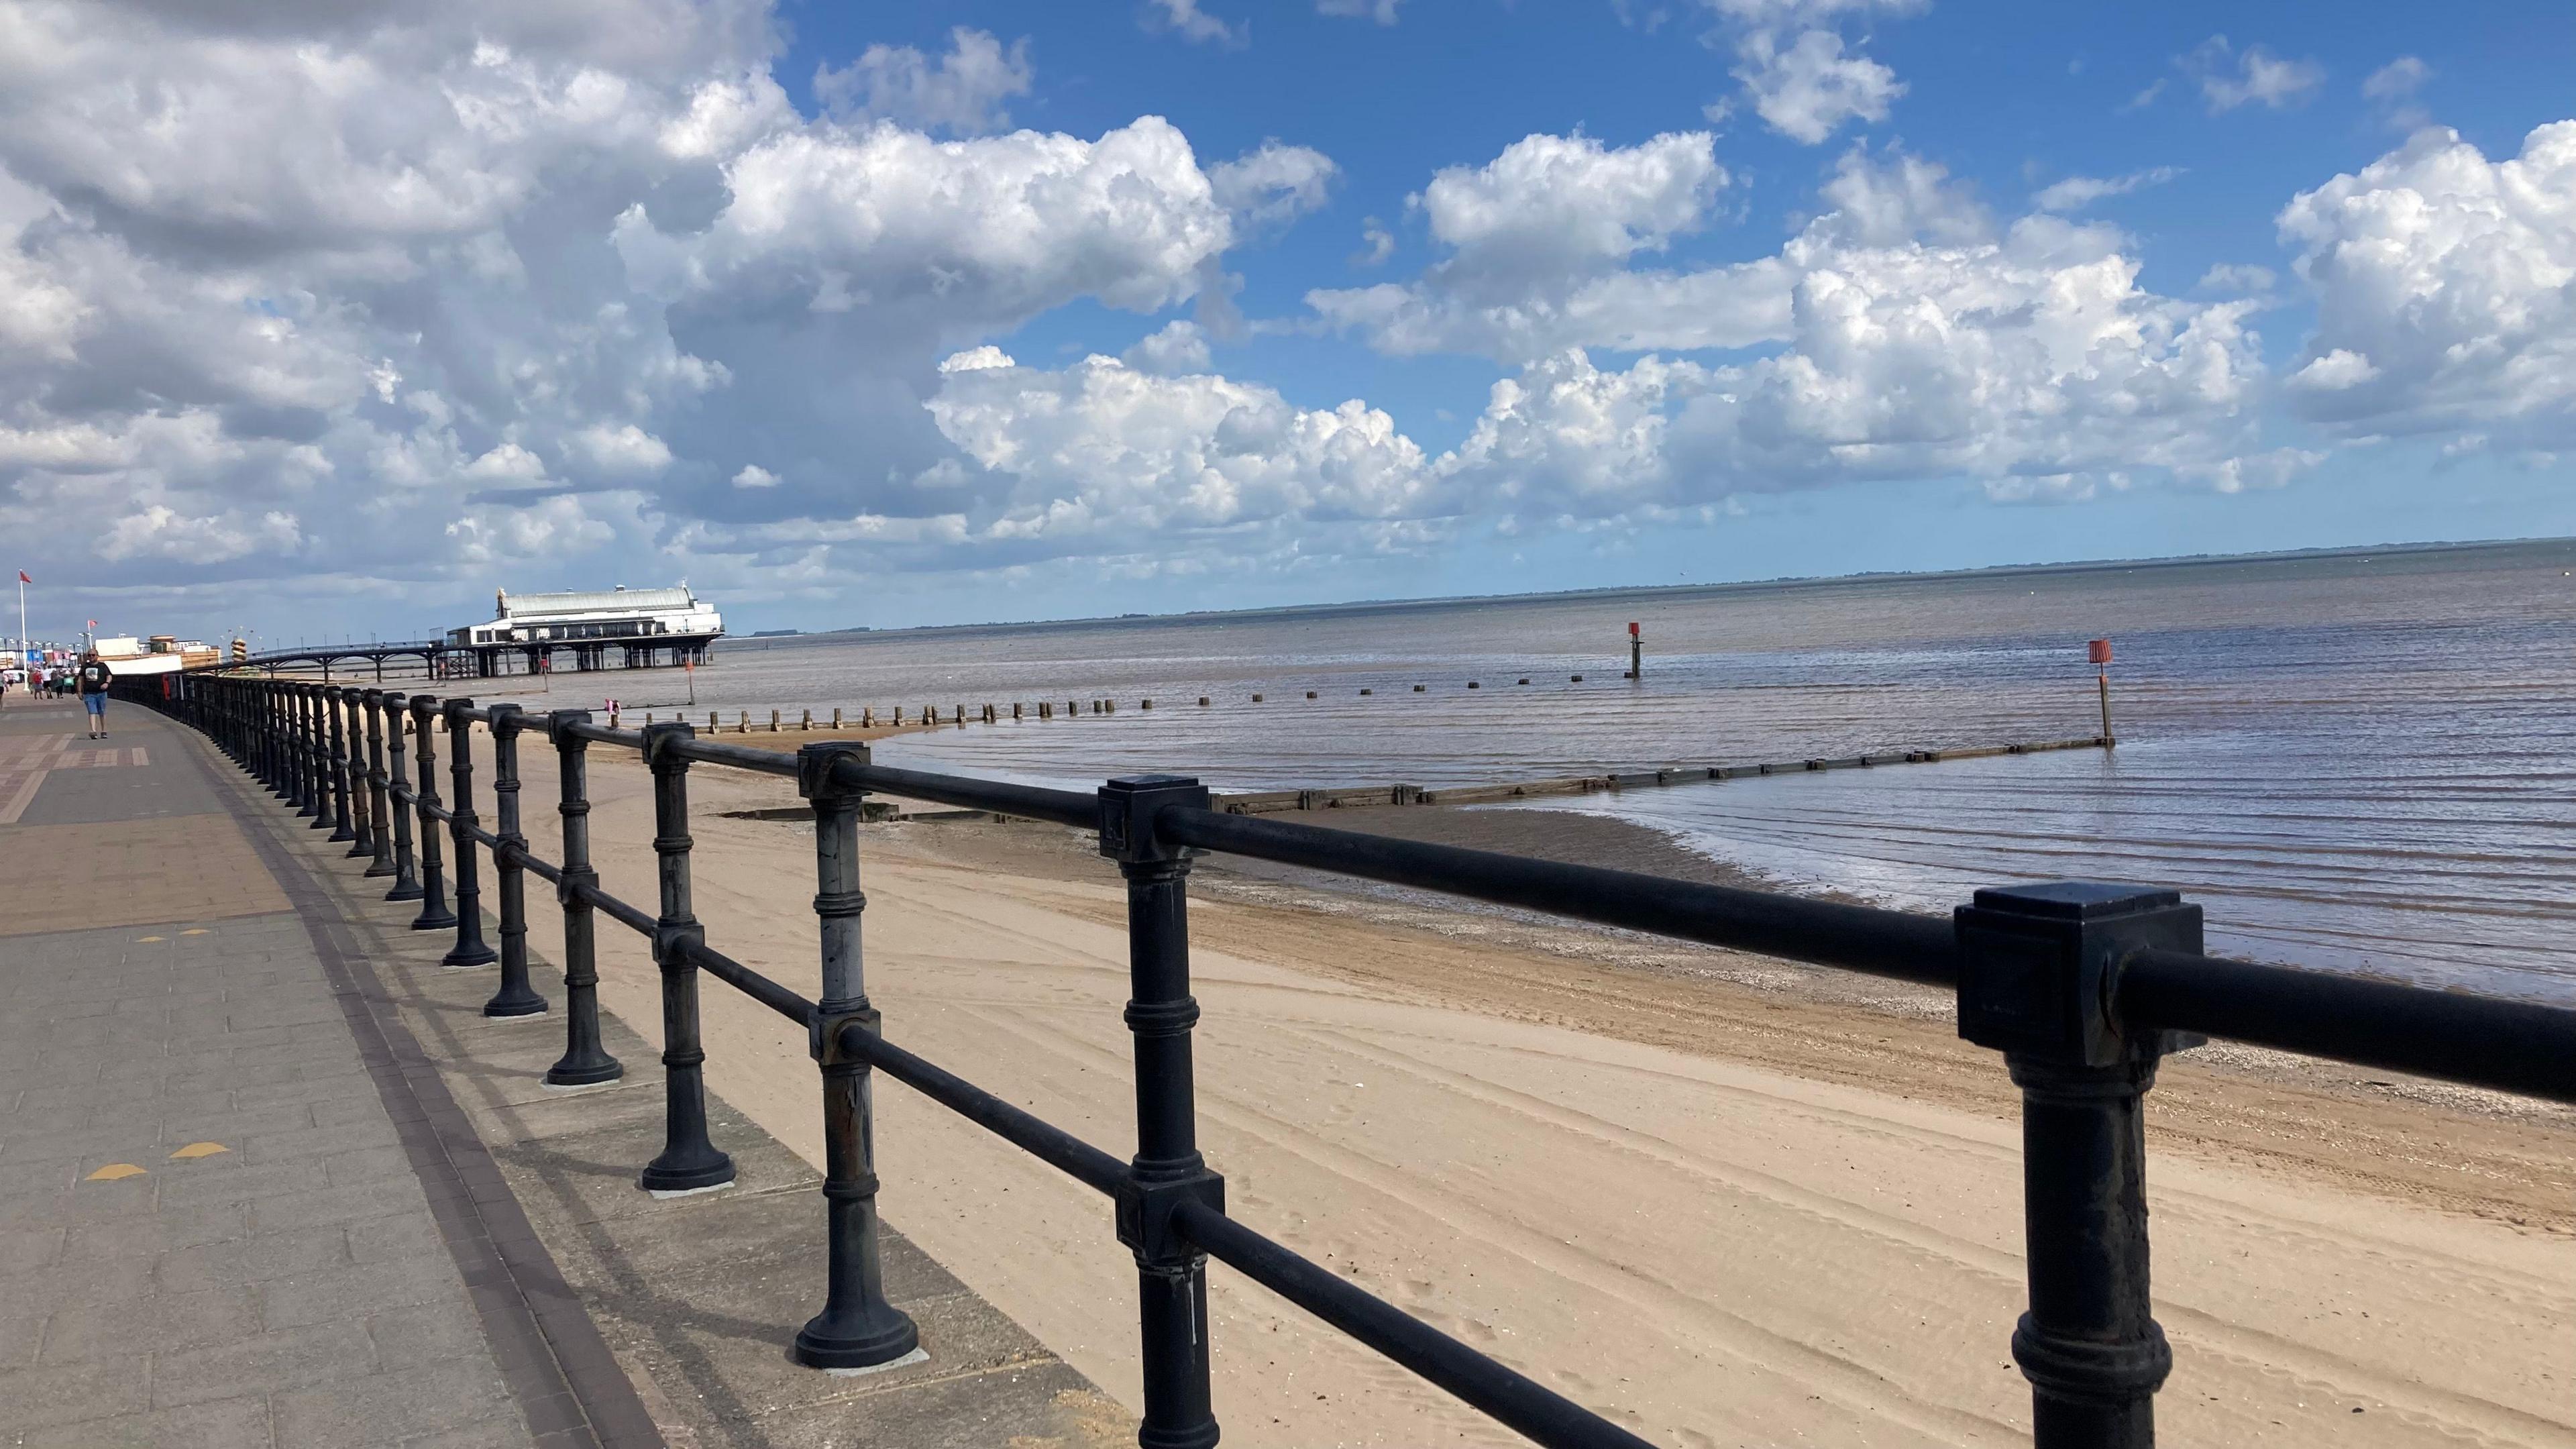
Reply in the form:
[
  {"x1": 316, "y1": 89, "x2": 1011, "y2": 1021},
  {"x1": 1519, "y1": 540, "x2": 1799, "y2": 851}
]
[{"x1": 492, "y1": 539, "x2": 2576, "y2": 1004}]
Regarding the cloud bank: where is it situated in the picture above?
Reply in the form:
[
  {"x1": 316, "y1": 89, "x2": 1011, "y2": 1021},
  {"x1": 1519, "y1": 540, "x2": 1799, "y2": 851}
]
[{"x1": 0, "y1": 0, "x2": 2565, "y2": 631}]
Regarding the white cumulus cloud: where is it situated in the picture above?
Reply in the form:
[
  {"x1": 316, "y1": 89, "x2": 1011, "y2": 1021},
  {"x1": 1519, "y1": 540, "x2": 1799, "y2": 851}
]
[
  {"x1": 1210, "y1": 141, "x2": 1340, "y2": 229},
  {"x1": 813, "y1": 28, "x2": 1034, "y2": 137},
  {"x1": 926, "y1": 349, "x2": 1444, "y2": 559},
  {"x1": 2277, "y1": 121, "x2": 2576, "y2": 443},
  {"x1": 2184, "y1": 36, "x2": 2324, "y2": 113},
  {"x1": 1691, "y1": 0, "x2": 1925, "y2": 145},
  {"x1": 1146, "y1": 0, "x2": 1244, "y2": 47},
  {"x1": 2033, "y1": 166, "x2": 2182, "y2": 213},
  {"x1": 1306, "y1": 130, "x2": 1784, "y2": 360}
]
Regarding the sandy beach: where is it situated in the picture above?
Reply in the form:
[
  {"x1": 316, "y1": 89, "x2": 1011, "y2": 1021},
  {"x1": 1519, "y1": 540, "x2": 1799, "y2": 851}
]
[{"x1": 482, "y1": 735, "x2": 2575, "y2": 1448}]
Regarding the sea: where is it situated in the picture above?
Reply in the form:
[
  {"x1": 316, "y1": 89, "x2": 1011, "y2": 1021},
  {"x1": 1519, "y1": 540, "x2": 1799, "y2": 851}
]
[{"x1": 516, "y1": 539, "x2": 2576, "y2": 1006}]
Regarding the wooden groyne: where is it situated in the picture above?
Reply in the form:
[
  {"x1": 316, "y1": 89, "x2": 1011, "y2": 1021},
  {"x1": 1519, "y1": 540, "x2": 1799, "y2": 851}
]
[{"x1": 1208, "y1": 736, "x2": 2112, "y2": 815}]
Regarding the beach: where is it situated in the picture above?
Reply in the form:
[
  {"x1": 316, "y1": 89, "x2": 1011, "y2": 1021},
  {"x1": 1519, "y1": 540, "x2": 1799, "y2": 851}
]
[{"x1": 482, "y1": 736, "x2": 2575, "y2": 1448}]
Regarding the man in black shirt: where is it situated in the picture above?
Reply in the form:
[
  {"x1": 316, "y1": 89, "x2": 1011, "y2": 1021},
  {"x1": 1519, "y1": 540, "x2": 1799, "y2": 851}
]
[{"x1": 76, "y1": 651, "x2": 112, "y2": 739}]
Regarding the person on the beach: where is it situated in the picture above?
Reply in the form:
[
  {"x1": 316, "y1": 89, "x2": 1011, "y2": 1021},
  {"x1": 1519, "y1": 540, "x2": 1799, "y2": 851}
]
[{"x1": 76, "y1": 649, "x2": 111, "y2": 739}]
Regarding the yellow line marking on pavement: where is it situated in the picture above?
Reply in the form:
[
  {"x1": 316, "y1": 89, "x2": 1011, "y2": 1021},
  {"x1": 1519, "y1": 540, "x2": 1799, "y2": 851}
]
[
  {"x1": 169, "y1": 1142, "x2": 229, "y2": 1159},
  {"x1": 85, "y1": 1164, "x2": 146, "y2": 1181},
  {"x1": 136, "y1": 934, "x2": 164, "y2": 943},
  {"x1": 180, "y1": 928, "x2": 209, "y2": 936}
]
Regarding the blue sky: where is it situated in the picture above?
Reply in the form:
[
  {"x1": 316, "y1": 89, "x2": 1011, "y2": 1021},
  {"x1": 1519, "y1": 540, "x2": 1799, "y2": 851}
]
[
  {"x1": 0, "y1": 0, "x2": 2569, "y2": 639},
  {"x1": 776, "y1": 0, "x2": 2576, "y2": 606}
]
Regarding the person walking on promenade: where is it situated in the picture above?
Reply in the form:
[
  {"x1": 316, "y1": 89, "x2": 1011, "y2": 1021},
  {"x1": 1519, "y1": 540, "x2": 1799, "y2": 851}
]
[{"x1": 76, "y1": 649, "x2": 112, "y2": 738}]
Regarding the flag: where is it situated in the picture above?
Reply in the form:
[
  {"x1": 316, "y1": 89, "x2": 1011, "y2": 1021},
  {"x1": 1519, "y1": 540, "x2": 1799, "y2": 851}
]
[{"x1": 13, "y1": 571, "x2": 25, "y2": 584}]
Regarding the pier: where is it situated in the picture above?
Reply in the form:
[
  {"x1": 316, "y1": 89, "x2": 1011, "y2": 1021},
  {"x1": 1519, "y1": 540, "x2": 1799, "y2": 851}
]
[{"x1": 58, "y1": 670, "x2": 2576, "y2": 1449}]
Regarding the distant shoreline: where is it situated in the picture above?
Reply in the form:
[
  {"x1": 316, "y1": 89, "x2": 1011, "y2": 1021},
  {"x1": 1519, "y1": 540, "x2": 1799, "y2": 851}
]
[{"x1": 718, "y1": 533, "x2": 2574, "y2": 649}]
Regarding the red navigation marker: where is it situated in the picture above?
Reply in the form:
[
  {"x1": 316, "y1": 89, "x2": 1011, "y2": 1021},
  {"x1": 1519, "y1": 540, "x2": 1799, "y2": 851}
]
[{"x1": 2088, "y1": 638, "x2": 2112, "y2": 665}]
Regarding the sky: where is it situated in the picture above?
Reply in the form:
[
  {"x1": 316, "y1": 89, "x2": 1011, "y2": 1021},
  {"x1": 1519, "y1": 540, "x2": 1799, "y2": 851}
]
[{"x1": 1, "y1": 0, "x2": 2571, "y2": 645}]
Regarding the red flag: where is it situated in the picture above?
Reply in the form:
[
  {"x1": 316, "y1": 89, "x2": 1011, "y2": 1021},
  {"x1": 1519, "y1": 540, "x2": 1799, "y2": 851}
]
[{"x1": 13, "y1": 571, "x2": 25, "y2": 584}]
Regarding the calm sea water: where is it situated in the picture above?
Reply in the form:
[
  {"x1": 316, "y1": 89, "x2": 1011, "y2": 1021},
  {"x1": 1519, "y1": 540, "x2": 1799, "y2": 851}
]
[{"x1": 498, "y1": 541, "x2": 2576, "y2": 1004}]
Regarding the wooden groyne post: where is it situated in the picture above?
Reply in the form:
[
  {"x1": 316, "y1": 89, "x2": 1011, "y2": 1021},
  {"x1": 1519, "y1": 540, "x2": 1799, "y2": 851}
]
[{"x1": 2090, "y1": 638, "x2": 2115, "y2": 746}]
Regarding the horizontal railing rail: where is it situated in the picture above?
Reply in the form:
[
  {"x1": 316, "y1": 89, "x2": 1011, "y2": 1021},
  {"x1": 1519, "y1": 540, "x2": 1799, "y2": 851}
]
[
  {"x1": 1157, "y1": 805, "x2": 1960, "y2": 987},
  {"x1": 119, "y1": 669, "x2": 2576, "y2": 1449}
]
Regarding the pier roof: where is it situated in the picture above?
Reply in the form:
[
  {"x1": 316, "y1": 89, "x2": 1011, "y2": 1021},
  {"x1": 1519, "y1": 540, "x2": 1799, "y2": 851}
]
[{"x1": 496, "y1": 585, "x2": 697, "y2": 619}]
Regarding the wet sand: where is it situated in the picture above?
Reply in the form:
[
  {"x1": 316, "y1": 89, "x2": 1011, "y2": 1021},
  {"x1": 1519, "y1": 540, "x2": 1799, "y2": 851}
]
[{"x1": 491, "y1": 742, "x2": 2574, "y2": 1447}]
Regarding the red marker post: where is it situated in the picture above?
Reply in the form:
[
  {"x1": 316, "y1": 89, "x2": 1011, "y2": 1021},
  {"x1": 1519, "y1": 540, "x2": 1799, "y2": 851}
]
[
  {"x1": 1627, "y1": 621, "x2": 1642, "y2": 680},
  {"x1": 2088, "y1": 638, "x2": 2114, "y2": 745}
]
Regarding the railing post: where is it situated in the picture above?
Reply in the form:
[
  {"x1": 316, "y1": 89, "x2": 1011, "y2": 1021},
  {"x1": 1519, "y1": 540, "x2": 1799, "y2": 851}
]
[
  {"x1": 482, "y1": 704, "x2": 544, "y2": 1017},
  {"x1": 439, "y1": 698, "x2": 499, "y2": 967},
  {"x1": 325, "y1": 687, "x2": 357, "y2": 844},
  {"x1": 341, "y1": 688, "x2": 372, "y2": 857},
  {"x1": 362, "y1": 690, "x2": 397, "y2": 877},
  {"x1": 258, "y1": 682, "x2": 280, "y2": 792},
  {"x1": 292, "y1": 684, "x2": 318, "y2": 814},
  {"x1": 382, "y1": 694, "x2": 424, "y2": 900},
  {"x1": 281, "y1": 684, "x2": 299, "y2": 799},
  {"x1": 637, "y1": 720, "x2": 733, "y2": 1194},
  {"x1": 791, "y1": 742, "x2": 918, "y2": 1369},
  {"x1": 1098, "y1": 774, "x2": 1224, "y2": 1449},
  {"x1": 278, "y1": 683, "x2": 298, "y2": 798},
  {"x1": 270, "y1": 682, "x2": 290, "y2": 800},
  {"x1": 543, "y1": 710, "x2": 622, "y2": 1087},
  {"x1": 303, "y1": 684, "x2": 329, "y2": 824},
  {"x1": 409, "y1": 696, "x2": 458, "y2": 931},
  {"x1": 1955, "y1": 883, "x2": 2202, "y2": 1449}
]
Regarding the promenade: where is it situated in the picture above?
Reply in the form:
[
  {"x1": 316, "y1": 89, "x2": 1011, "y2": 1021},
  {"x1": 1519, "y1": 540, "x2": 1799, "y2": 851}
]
[{"x1": 0, "y1": 695, "x2": 1118, "y2": 1447}]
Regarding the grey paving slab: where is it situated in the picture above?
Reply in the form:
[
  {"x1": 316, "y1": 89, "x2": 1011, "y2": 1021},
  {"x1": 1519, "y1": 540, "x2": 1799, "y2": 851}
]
[
  {"x1": 0, "y1": 710, "x2": 551, "y2": 1449},
  {"x1": 17, "y1": 744, "x2": 223, "y2": 824},
  {"x1": 235, "y1": 729, "x2": 1138, "y2": 1448},
  {"x1": 9, "y1": 699, "x2": 1138, "y2": 1448}
]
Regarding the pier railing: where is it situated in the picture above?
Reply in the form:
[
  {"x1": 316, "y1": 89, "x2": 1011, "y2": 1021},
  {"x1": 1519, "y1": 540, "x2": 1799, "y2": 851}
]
[{"x1": 125, "y1": 672, "x2": 2576, "y2": 1449}]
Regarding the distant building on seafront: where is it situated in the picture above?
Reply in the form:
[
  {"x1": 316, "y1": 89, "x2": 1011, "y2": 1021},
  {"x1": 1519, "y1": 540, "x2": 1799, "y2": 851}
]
[
  {"x1": 444, "y1": 584, "x2": 722, "y2": 677},
  {"x1": 95, "y1": 635, "x2": 221, "y2": 674}
]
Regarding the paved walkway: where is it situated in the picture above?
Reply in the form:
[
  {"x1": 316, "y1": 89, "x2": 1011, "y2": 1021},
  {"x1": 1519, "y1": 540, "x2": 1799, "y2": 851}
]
[
  {"x1": 0, "y1": 693, "x2": 1124, "y2": 1448},
  {"x1": 0, "y1": 697, "x2": 625, "y2": 1448}
]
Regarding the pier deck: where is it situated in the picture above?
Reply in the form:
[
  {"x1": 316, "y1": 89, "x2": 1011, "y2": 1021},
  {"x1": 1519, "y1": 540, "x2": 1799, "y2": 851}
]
[{"x1": 0, "y1": 698, "x2": 1116, "y2": 1446}]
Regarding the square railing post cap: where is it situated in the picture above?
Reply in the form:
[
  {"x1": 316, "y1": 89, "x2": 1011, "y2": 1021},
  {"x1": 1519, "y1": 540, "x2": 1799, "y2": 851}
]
[
  {"x1": 796, "y1": 740, "x2": 870, "y2": 799},
  {"x1": 1955, "y1": 881, "x2": 2202, "y2": 1066},
  {"x1": 1098, "y1": 774, "x2": 1210, "y2": 863}
]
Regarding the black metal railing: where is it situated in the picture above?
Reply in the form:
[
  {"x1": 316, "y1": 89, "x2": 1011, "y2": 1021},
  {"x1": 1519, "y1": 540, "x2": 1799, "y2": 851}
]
[{"x1": 121, "y1": 672, "x2": 2576, "y2": 1449}]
